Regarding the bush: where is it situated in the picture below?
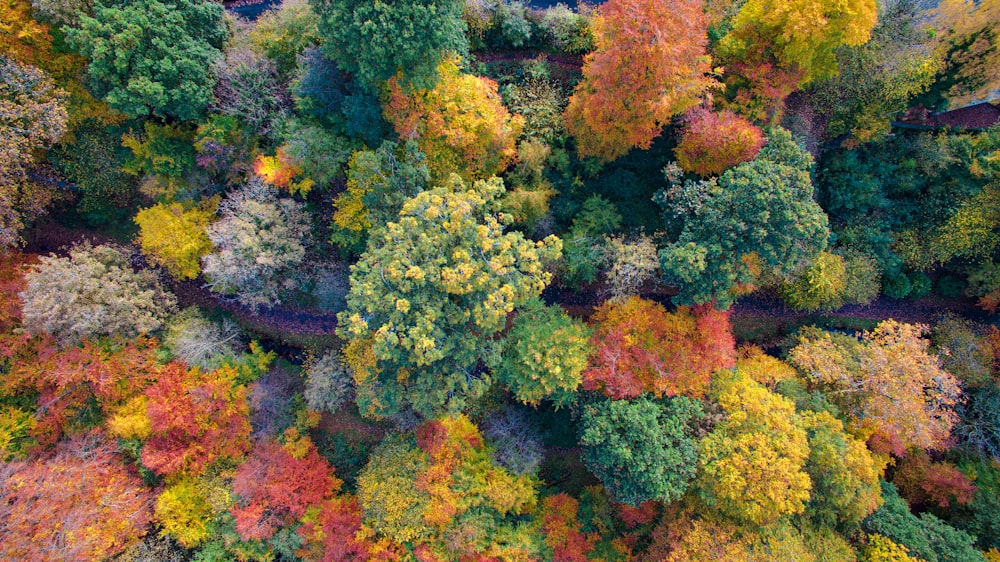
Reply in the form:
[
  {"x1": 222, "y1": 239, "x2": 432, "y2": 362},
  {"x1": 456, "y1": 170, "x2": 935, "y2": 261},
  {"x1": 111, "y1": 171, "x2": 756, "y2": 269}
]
[
  {"x1": 303, "y1": 352, "x2": 353, "y2": 414},
  {"x1": 20, "y1": 244, "x2": 176, "y2": 344},
  {"x1": 882, "y1": 271, "x2": 912, "y2": 299}
]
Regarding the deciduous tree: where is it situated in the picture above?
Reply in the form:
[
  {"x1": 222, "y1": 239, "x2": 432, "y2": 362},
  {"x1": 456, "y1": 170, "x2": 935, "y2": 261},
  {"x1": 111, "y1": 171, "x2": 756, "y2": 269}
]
[
  {"x1": 563, "y1": 0, "x2": 717, "y2": 162},
  {"x1": 674, "y1": 108, "x2": 765, "y2": 177},
  {"x1": 134, "y1": 202, "x2": 214, "y2": 280}
]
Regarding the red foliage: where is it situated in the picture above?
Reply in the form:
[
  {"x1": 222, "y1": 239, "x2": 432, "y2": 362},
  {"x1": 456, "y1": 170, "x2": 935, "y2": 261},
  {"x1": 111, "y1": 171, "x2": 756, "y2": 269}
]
[
  {"x1": 231, "y1": 438, "x2": 341, "y2": 541},
  {"x1": 582, "y1": 298, "x2": 736, "y2": 400},
  {"x1": 894, "y1": 451, "x2": 977, "y2": 509},
  {"x1": 0, "y1": 250, "x2": 35, "y2": 332},
  {"x1": 0, "y1": 336, "x2": 161, "y2": 448},
  {"x1": 297, "y1": 495, "x2": 372, "y2": 562},
  {"x1": 674, "y1": 108, "x2": 765, "y2": 176},
  {"x1": 541, "y1": 494, "x2": 596, "y2": 562},
  {"x1": 0, "y1": 431, "x2": 153, "y2": 561},
  {"x1": 142, "y1": 363, "x2": 251, "y2": 476},
  {"x1": 617, "y1": 500, "x2": 659, "y2": 529}
]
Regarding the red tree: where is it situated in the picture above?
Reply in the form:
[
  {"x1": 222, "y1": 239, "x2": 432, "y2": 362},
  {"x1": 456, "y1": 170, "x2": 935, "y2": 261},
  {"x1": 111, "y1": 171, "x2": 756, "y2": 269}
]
[
  {"x1": 142, "y1": 363, "x2": 251, "y2": 476},
  {"x1": 583, "y1": 298, "x2": 736, "y2": 399},
  {"x1": 231, "y1": 438, "x2": 341, "y2": 541},
  {"x1": 563, "y1": 0, "x2": 717, "y2": 162},
  {"x1": 893, "y1": 451, "x2": 977, "y2": 509},
  {"x1": 674, "y1": 108, "x2": 765, "y2": 176},
  {"x1": 0, "y1": 431, "x2": 153, "y2": 561},
  {"x1": 297, "y1": 495, "x2": 373, "y2": 561},
  {"x1": 540, "y1": 494, "x2": 595, "y2": 562}
]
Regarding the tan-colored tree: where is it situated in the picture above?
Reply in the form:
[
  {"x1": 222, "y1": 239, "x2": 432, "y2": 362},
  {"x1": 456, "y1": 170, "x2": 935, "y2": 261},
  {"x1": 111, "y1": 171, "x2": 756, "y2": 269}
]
[{"x1": 563, "y1": 0, "x2": 717, "y2": 162}]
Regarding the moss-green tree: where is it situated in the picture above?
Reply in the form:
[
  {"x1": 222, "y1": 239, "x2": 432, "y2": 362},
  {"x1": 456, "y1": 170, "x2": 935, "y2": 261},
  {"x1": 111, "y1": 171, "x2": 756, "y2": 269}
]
[{"x1": 338, "y1": 175, "x2": 561, "y2": 419}]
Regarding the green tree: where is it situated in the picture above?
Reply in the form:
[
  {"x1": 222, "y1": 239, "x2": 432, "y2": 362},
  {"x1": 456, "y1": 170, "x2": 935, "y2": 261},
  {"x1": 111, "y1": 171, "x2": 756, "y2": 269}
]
[
  {"x1": 67, "y1": 0, "x2": 227, "y2": 121},
  {"x1": 337, "y1": 175, "x2": 561, "y2": 419},
  {"x1": 578, "y1": 395, "x2": 703, "y2": 506},
  {"x1": 780, "y1": 251, "x2": 848, "y2": 312},
  {"x1": 494, "y1": 298, "x2": 590, "y2": 407},
  {"x1": 310, "y1": 0, "x2": 468, "y2": 92},
  {"x1": 659, "y1": 128, "x2": 830, "y2": 307}
]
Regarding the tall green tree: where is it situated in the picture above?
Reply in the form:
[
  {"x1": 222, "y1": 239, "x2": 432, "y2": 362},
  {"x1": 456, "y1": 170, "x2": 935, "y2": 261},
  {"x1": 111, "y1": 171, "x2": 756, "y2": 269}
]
[
  {"x1": 310, "y1": 0, "x2": 467, "y2": 92},
  {"x1": 338, "y1": 175, "x2": 561, "y2": 419},
  {"x1": 67, "y1": 0, "x2": 227, "y2": 121},
  {"x1": 659, "y1": 128, "x2": 830, "y2": 307}
]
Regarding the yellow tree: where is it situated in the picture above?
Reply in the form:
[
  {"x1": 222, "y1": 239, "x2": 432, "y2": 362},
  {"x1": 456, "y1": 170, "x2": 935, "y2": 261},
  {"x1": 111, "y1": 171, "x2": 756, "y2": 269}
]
[
  {"x1": 134, "y1": 202, "x2": 214, "y2": 280},
  {"x1": 696, "y1": 370, "x2": 812, "y2": 525},
  {"x1": 384, "y1": 58, "x2": 522, "y2": 183},
  {"x1": 933, "y1": 0, "x2": 1000, "y2": 107},
  {"x1": 563, "y1": 0, "x2": 717, "y2": 162}
]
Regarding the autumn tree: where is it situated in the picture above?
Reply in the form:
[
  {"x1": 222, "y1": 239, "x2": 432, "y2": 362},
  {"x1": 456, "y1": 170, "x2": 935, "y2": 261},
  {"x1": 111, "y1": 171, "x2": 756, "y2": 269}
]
[
  {"x1": 696, "y1": 371, "x2": 812, "y2": 525},
  {"x1": 780, "y1": 251, "x2": 849, "y2": 312},
  {"x1": 248, "y1": 0, "x2": 319, "y2": 78},
  {"x1": 140, "y1": 362, "x2": 253, "y2": 477},
  {"x1": 20, "y1": 244, "x2": 176, "y2": 344},
  {"x1": 563, "y1": 0, "x2": 717, "y2": 162},
  {"x1": 892, "y1": 451, "x2": 977, "y2": 510},
  {"x1": 789, "y1": 321, "x2": 963, "y2": 454},
  {"x1": 134, "y1": 202, "x2": 214, "y2": 280},
  {"x1": 201, "y1": 177, "x2": 311, "y2": 309},
  {"x1": 385, "y1": 58, "x2": 522, "y2": 182},
  {"x1": 659, "y1": 128, "x2": 830, "y2": 307},
  {"x1": 357, "y1": 416, "x2": 540, "y2": 559},
  {"x1": 493, "y1": 298, "x2": 591, "y2": 407},
  {"x1": 582, "y1": 297, "x2": 736, "y2": 400},
  {"x1": 931, "y1": 0, "x2": 1000, "y2": 107},
  {"x1": 212, "y1": 45, "x2": 290, "y2": 137},
  {"x1": 295, "y1": 495, "x2": 373, "y2": 561},
  {"x1": 162, "y1": 308, "x2": 241, "y2": 370},
  {"x1": 674, "y1": 108, "x2": 765, "y2": 177},
  {"x1": 231, "y1": 437, "x2": 340, "y2": 541},
  {"x1": 604, "y1": 233, "x2": 660, "y2": 300},
  {"x1": 311, "y1": 0, "x2": 467, "y2": 92},
  {"x1": 717, "y1": 0, "x2": 877, "y2": 120},
  {"x1": 538, "y1": 494, "x2": 596, "y2": 561},
  {"x1": 0, "y1": 431, "x2": 153, "y2": 561},
  {"x1": 0, "y1": 56, "x2": 67, "y2": 247},
  {"x1": 303, "y1": 351, "x2": 353, "y2": 414},
  {"x1": 67, "y1": 0, "x2": 227, "y2": 121},
  {"x1": 337, "y1": 176, "x2": 561, "y2": 419},
  {"x1": 154, "y1": 476, "x2": 218, "y2": 548},
  {"x1": 578, "y1": 395, "x2": 703, "y2": 505}
]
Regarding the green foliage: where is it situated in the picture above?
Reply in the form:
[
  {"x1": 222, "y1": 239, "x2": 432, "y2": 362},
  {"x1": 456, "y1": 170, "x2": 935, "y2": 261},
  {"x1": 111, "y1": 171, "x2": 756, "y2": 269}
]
[
  {"x1": 278, "y1": 118, "x2": 357, "y2": 191},
  {"x1": 863, "y1": 481, "x2": 986, "y2": 562},
  {"x1": 247, "y1": 0, "x2": 319, "y2": 78},
  {"x1": 931, "y1": 316, "x2": 993, "y2": 387},
  {"x1": 950, "y1": 456, "x2": 1000, "y2": 551},
  {"x1": 659, "y1": 128, "x2": 830, "y2": 307},
  {"x1": 122, "y1": 122, "x2": 196, "y2": 179},
  {"x1": 578, "y1": 395, "x2": 703, "y2": 506},
  {"x1": 67, "y1": 0, "x2": 227, "y2": 120},
  {"x1": 560, "y1": 195, "x2": 621, "y2": 287},
  {"x1": 337, "y1": 176, "x2": 561, "y2": 418},
  {"x1": 311, "y1": 0, "x2": 468, "y2": 92},
  {"x1": 494, "y1": 298, "x2": 590, "y2": 407},
  {"x1": 781, "y1": 251, "x2": 848, "y2": 312},
  {"x1": 500, "y1": 76, "x2": 566, "y2": 145},
  {"x1": 51, "y1": 121, "x2": 137, "y2": 225}
]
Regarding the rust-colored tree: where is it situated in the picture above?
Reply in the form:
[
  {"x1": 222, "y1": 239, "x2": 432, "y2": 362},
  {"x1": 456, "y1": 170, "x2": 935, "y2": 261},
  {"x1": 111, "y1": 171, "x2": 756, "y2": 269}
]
[
  {"x1": 141, "y1": 363, "x2": 252, "y2": 477},
  {"x1": 231, "y1": 437, "x2": 341, "y2": 541},
  {"x1": 563, "y1": 0, "x2": 717, "y2": 162},
  {"x1": 539, "y1": 494, "x2": 596, "y2": 562},
  {"x1": 296, "y1": 495, "x2": 374, "y2": 562},
  {"x1": 582, "y1": 297, "x2": 736, "y2": 400},
  {"x1": 0, "y1": 431, "x2": 153, "y2": 561},
  {"x1": 892, "y1": 451, "x2": 977, "y2": 510},
  {"x1": 674, "y1": 108, "x2": 765, "y2": 177}
]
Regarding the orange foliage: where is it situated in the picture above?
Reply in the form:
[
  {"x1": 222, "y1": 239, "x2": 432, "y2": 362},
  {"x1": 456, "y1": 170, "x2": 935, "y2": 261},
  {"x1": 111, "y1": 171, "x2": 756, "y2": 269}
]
[
  {"x1": 563, "y1": 0, "x2": 717, "y2": 162},
  {"x1": 384, "y1": 58, "x2": 522, "y2": 182},
  {"x1": 297, "y1": 495, "x2": 374, "y2": 561},
  {"x1": 583, "y1": 297, "x2": 736, "y2": 400},
  {"x1": 0, "y1": 251, "x2": 34, "y2": 332},
  {"x1": 232, "y1": 438, "x2": 341, "y2": 541},
  {"x1": 540, "y1": 494, "x2": 596, "y2": 562},
  {"x1": 674, "y1": 108, "x2": 765, "y2": 176},
  {"x1": 254, "y1": 146, "x2": 314, "y2": 196},
  {"x1": 0, "y1": 431, "x2": 153, "y2": 561},
  {"x1": 141, "y1": 363, "x2": 251, "y2": 477}
]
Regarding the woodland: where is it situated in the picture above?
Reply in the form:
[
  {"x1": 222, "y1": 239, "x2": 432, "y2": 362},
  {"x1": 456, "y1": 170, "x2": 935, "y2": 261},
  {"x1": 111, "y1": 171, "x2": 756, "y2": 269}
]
[{"x1": 1, "y1": 0, "x2": 1000, "y2": 560}]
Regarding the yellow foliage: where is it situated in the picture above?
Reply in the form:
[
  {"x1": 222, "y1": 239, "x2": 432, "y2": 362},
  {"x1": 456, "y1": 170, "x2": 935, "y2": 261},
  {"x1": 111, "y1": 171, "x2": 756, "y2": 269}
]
[
  {"x1": 155, "y1": 477, "x2": 215, "y2": 548},
  {"x1": 134, "y1": 202, "x2": 215, "y2": 280},
  {"x1": 107, "y1": 395, "x2": 151, "y2": 441},
  {"x1": 736, "y1": 346, "x2": 799, "y2": 388},
  {"x1": 0, "y1": 406, "x2": 35, "y2": 460},
  {"x1": 862, "y1": 534, "x2": 918, "y2": 561}
]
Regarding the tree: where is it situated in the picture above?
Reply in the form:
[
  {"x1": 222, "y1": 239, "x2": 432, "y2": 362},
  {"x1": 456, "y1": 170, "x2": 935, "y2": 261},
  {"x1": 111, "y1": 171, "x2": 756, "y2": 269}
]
[
  {"x1": 295, "y1": 495, "x2": 373, "y2": 561},
  {"x1": 931, "y1": 0, "x2": 1000, "y2": 108},
  {"x1": 718, "y1": 0, "x2": 878, "y2": 89},
  {"x1": 212, "y1": 45, "x2": 290, "y2": 137},
  {"x1": 563, "y1": 0, "x2": 717, "y2": 162},
  {"x1": 800, "y1": 410, "x2": 885, "y2": 526},
  {"x1": 604, "y1": 234, "x2": 660, "y2": 300},
  {"x1": 201, "y1": 177, "x2": 311, "y2": 309},
  {"x1": 0, "y1": 56, "x2": 67, "y2": 247},
  {"x1": 67, "y1": 0, "x2": 227, "y2": 120},
  {"x1": 357, "y1": 416, "x2": 540, "y2": 559},
  {"x1": 384, "y1": 58, "x2": 522, "y2": 183},
  {"x1": 696, "y1": 371, "x2": 812, "y2": 525},
  {"x1": 337, "y1": 176, "x2": 561, "y2": 419},
  {"x1": 162, "y1": 308, "x2": 241, "y2": 370},
  {"x1": 20, "y1": 244, "x2": 176, "y2": 344},
  {"x1": 788, "y1": 321, "x2": 963, "y2": 453},
  {"x1": 780, "y1": 251, "x2": 849, "y2": 312},
  {"x1": 582, "y1": 297, "x2": 736, "y2": 400},
  {"x1": 303, "y1": 351, "x2": 353, "y2": 414},
  {"x1": 674, "y1": 108, "x2": 765, "y2": 177},
  {"x1": 862, "y1": 534, "x2": 918, "y2": 562},
  {"x1": 494, "y1": 298, "x2": 591, "y2": 407},
  {"x1": 659, "y1": 128, "x2": 830, "y2": 307},
  {"x1": 247, "y1": 0, "x2": 319, "y2": 78},
  {"x1": 140, "y1": 362, "x2": 252, "y2": 477},
  {"x1": 0, "y1": 431, "x2": 153, "y2": 561},
  {"x1": 538, "y1": 494, "x2": 596, "y2": 561},
  {"x1": 154, "y1": 476, "x2": 216, "y2": 548},
  {"x1": 134, "y1": 202, "x2": 214, "y2": 280},
  {"x1": 311, "y1": 0, "x2": 467, "y2": 92},
  {"x1": 231, "y1": 438, "x2": 341, "y2": 541},
  {"x1": 893, "y1": 451, "x2": 977, "y2": 510},
  {"x1": 30, "y1": 0, "x2": 93, "y2": 26},
  {"x1": 578, "y1": 395, "x2": 703, "y2": 506}
]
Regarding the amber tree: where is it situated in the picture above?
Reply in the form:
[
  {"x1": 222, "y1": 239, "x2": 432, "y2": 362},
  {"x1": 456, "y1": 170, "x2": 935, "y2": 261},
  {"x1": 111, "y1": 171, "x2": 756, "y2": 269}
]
[{"x1": 563, "y1": 0, "x2": 717, "y2": 162}]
